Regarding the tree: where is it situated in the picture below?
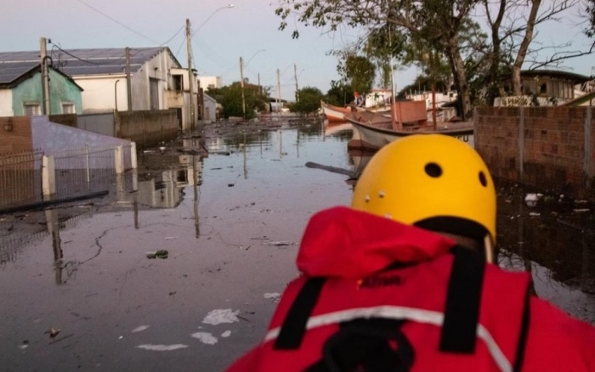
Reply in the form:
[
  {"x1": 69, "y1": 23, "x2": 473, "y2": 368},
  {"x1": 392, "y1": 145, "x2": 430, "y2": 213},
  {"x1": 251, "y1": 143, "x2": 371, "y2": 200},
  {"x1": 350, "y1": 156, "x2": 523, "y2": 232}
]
[
  {"x1": 209, "y1": 82, "x2": 269, "y2": 119},
  {"x1": 336, "y1": 53, "x2": 376, "y2": 95},
  {"x1": 587, "y1": 0, "x2": 595, "y2": 40},
  {"x1": 290, "y1": 87, "x2": 324, "y2": 115},
  {"x1": 276, "y1": 0, "x2": 591, "y2": 117},
  {"x1": 325, "y1": 80, "x2": 353, "y2": 106}
]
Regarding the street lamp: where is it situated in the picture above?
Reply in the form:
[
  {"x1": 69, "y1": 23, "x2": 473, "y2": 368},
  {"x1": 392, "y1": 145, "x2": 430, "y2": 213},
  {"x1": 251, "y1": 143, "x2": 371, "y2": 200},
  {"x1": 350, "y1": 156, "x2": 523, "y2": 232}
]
[
  {"x1": 192, "y1": 4, "x2": 234, "y2": 36},
  {"x1": 244, "y1": 49, "x2": 266, "y2": 68}
]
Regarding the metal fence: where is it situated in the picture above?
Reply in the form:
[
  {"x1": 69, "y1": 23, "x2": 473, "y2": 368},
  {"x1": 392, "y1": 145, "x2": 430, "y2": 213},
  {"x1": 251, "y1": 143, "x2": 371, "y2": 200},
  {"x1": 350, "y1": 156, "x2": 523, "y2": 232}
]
[
  {"x1": 53, "y1": 145, "x2": 117, "y2": 199},
  {"x1": 0, "y1": 150, "x2": 44, "y2": 208},
  {"x1": 0, "y1": 143, "x2": 136, "y2": 210}
]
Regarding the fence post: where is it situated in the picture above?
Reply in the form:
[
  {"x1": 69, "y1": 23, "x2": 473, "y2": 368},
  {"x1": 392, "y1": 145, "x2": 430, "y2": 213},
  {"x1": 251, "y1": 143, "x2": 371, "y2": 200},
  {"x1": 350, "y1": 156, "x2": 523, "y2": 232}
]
[
  {"x1": 130, "y1": 142, "x2": 138, "y2": 169},
  {"x1": 42, "y1": 155, "x2": 56, "y2": 198},
  {"x1": 585, "y1": 107, "x2": 593, "y2": 187},
  {"x1": 114, "y1": 145, "x2": 124, "y2": 174},
  {"x1": 85, "y1": 144, "x2": 90, "y2": 183},
  {"x1": 519, "y1": 107, "x2": 525, "y2": 182}
]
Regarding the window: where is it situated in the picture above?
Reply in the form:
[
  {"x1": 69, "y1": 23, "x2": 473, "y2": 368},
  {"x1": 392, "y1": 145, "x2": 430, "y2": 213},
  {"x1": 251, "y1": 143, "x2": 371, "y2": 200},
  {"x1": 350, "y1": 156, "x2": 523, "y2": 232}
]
[
  {"x1": 172, "y1": 75, "x2": 183, "y2": 92},
  {"x1": 62, "y1": 103, "x2": 76, "y2": 114},
  {"x1": 23, "y1": 103, "x2": 41, "y2": 116}
]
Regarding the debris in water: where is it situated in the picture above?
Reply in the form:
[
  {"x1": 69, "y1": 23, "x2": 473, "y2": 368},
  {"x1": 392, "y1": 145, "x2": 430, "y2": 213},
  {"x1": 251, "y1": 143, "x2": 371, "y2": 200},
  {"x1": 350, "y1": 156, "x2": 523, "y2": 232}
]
[
  {"x1": 264, "y1": 293, "x2": 281, "y2": 302},
  {"x1": 529, "y1": 213, "x2": 541, "y2": 217},
  {"x1": 191, "y1": 332, "x2": 218, "y2": 345},
  {"x1": 221, "y1": 331, "x2": 232, "y2": 338},
  {"x1": 46, "y1": 328, "x2": 61, "y2": 338},
  {"x1": 147, "y1": 250, "x2": 169, "y2": 259},
  {"x1": 267, "y1": 241, "x2": 294, "y2": 247},
  {"x1": 132, "y1": 325, "x2": 150, "y2": 333},
  {"x1": 19, "y1": 340, "x2": 29, "y2": 350},
  {"x1": 202, "y1": 309, "x2": 240, "y2": 325},
  {"x1": 524, "y1": 193, "x2": 541, "y2": 207},
  {"x1": 574, "y1": 209, "x2": 590, "y2": 213},
  {"x1": 164, "y1": 237, "x2": 176, "y2": 240},
  {"x1": 137, "y1": 344, "x2": 189, "y2": 351},
  {"x1": 228, "y1": 184, "x2": 235, "y2": 187}
]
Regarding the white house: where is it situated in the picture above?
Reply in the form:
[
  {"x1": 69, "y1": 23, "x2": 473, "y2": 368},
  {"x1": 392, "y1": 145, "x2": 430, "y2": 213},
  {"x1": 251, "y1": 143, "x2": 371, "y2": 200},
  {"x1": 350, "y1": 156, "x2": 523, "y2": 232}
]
[
  {"x1": 198, "y1": 76, "x2": 222, "y2": 90},
  {"x1": 203, "y1": 93, "x2": 217, "y2": 122},
  {"x1": 0, "y1": 47, "x2": 201, "y2": 130}
]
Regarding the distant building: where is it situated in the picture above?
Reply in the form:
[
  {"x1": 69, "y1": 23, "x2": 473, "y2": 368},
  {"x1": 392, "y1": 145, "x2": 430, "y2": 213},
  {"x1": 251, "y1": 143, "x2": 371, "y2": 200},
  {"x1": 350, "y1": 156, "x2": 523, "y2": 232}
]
[
  {"x1": 0, "y1": 60, "x2": 83, "y2": 117},
  {"x1": 0, "y1": 47, "x2": 202, "y2": 130},
  {"x1": 495, "y1": 70, "x2": 592, "y2": 107},
  {"x1": 198, "y1": 76, "x2": 222, "y2": 90}
]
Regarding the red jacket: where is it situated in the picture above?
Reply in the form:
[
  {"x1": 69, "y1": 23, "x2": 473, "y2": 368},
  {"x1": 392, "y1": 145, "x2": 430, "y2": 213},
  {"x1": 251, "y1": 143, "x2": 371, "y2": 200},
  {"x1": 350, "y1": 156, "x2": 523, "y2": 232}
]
[{"x1": 227, "y1": 207, "x2": 595, "y2": 372}]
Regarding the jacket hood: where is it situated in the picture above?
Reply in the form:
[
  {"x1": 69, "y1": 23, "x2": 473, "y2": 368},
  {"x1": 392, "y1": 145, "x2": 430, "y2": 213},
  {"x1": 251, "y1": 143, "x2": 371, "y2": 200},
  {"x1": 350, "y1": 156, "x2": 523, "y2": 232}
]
[{"x1": 297, "y1": 207, "x2": 457, "y2": 279}]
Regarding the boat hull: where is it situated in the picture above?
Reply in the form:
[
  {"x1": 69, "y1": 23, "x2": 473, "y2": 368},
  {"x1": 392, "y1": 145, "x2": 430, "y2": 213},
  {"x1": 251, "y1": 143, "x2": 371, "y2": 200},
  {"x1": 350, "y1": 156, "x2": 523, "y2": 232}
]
[
  {"x1": 345, "y1": 115, "x2": 474, "y2": 150},
  {"x1": 321, "y1": 101, "x2": 351, "y2": 122}
]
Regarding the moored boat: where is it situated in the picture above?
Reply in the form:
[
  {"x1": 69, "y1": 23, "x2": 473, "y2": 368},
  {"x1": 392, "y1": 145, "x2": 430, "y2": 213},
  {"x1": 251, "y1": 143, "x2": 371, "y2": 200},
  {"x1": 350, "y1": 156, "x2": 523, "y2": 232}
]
[{"x1": 320, "y1": 101, "x2": 352, "y2": 122}]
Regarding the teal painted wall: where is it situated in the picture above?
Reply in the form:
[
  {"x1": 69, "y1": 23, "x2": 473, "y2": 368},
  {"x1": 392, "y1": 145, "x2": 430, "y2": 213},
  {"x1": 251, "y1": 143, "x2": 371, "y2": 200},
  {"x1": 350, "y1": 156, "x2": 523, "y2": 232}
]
[{"x1": 12, "y1": 69, "x2": 83, "y2": 116}]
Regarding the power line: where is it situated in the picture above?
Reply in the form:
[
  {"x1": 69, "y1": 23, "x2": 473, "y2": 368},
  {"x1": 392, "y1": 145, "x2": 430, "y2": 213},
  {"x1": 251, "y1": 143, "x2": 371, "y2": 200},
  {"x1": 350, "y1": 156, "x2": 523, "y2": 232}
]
[
  {"x1": 76, "y1": 0, "x2": 159, "y2": 45},
  {"x1": 49, "y1": 41, "x2": 125, "y2": 66},
  {"x1": 160, "y1": 26, "x2": 185, "y2": 46}
]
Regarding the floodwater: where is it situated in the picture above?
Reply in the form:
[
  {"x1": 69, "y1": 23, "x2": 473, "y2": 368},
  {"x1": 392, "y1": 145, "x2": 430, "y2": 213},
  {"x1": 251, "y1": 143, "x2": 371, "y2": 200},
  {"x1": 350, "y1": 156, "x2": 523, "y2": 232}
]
[{"x1": 0, "y1": 119, "x2": 594, "y2": 371}]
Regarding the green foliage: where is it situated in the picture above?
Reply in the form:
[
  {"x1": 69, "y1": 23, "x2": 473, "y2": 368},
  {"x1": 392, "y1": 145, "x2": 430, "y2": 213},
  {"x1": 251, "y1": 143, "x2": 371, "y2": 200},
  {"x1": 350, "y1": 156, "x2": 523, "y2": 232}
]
[
  {"x1": 290, "y1": 87, "x2": 324, "y2": 114},
  {"x1": 209, "y1": 83, "x2": 269, "y2": 119},
  {"x1": 337, "y1": 54, "x2": 375, "y2": 95},
  {"x1": 325, "y1": 80, "x2": 353, "y2": 106},
  {"x1": 588, "y1": 0, "x2": 595, "y2": 39}
]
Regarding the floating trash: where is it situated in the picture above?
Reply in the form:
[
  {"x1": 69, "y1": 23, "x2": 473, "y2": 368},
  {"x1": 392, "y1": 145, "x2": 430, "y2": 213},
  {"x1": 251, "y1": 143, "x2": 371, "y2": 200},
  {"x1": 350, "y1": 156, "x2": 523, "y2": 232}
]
[
  {"x1": 137, "y1": 344, "x2": 188, "y2": 351},
  {"x1": 132, "y1": 325, "x2": 150, "y2": 333},
  {"x1": 192, "y1": 332, "x2": 218, "y2": 345},
  {"x1": 147, "y1": 250, "x2": 169, "y2": 259},
  {"x1": 202, "y1": 309, "x2": 240, "y2": 325}
]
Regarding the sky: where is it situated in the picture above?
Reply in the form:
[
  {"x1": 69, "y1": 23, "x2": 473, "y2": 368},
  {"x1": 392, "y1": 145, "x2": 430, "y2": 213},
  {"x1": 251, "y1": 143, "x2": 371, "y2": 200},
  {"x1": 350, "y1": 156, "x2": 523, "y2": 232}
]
[{"x1": 1, "y1": 0, "x2": 593, "y2": 101}]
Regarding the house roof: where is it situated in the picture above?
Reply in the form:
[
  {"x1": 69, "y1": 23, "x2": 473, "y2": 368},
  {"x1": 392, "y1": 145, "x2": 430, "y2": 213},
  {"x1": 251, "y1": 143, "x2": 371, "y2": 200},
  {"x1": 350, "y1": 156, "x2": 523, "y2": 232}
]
[
  {"x1": 0, "y1": 64, "x2": 84, "y2": 90},
  {"x1": 0, "y1": 47, "x2": 180, "y2": 84},
  {"x1": 521, "y1": 69, "x2": 592, "y2": 83}
]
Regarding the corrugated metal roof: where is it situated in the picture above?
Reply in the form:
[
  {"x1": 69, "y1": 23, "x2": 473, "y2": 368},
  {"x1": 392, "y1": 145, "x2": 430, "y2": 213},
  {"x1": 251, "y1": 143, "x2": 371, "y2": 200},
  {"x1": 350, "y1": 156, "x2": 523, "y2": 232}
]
[{"x1": 0, "y1": 47, "x2": 176, "y2": 85}]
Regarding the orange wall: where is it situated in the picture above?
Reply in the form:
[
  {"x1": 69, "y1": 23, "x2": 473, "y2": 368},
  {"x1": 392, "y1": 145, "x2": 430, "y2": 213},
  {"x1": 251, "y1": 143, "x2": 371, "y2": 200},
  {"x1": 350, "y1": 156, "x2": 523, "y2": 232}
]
[{"x1": 0, "y1": 116, "x2": 33, "y2": 153}]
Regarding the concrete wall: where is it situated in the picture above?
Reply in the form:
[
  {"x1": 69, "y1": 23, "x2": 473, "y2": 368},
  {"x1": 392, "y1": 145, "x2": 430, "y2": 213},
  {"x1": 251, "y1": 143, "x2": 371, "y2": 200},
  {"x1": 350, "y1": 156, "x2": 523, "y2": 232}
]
[
  {"x1": 75, "y1": 76, "x2": 128, "y2": 113},
  {"x1": 475, "y1": 106, "x2": 594, "y2": 197},
  {"x1": 0, "y1": 116, "x2": 33, "y2": 153},
  {"x1": 0, "y1": 90, "x2": 13, "y2": 116},
  {"x1": 31, "y1": 116, "x2": 130, "y2": 155},
  {"x1": 116, "y1": 109, "x2": 178, "y2": 148}
]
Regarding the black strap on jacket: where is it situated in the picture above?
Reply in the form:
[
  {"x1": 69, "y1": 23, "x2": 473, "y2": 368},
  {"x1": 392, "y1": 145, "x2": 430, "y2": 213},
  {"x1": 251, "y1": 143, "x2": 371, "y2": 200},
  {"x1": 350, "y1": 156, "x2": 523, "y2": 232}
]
[
  {"x1": 274, "y1": 277, "x2": 327, "y2": 350},
  {"x1": 440, "y1": 246, "x2": 486, "y2": 354},
  {"x1": 305, "y1": 319, "x2": 415, "y2": 372}
]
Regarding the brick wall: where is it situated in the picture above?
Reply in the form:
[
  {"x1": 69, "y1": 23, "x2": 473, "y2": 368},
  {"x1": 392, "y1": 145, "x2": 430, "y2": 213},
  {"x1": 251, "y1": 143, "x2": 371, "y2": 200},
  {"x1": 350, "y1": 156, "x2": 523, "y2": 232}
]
[
  {"x1": 0, "y1": 116, "x2": 33, "y2": 153},
  {"x1": 115, "y1": 109, "x2": 179, "y2": 149},
  {"x1": 475, "y1": 106, "x2": 593, "y2": 198}
]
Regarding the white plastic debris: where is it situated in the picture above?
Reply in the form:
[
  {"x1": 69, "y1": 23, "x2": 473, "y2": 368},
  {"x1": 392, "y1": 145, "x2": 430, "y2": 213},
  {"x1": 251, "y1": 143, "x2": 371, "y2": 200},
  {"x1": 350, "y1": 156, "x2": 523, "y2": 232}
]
[
  {"x1": 573, "y1": 209, "x2": 590, "y2": 213},
  {"x1": 221, "y1": 331, "x2": 232, "y2": 338},
  {"x1": 132, "y1": 325, "x2": 150, "y2": 333},
  {"x1": 191, "y1": 332, "x2": 218, "y2": 345},
  {"x1": 529, "y1": 212, "x2": 541, "y2": 217},
  {"x1": 525, "y1": 193, "x2": 541, "y2": 207},
  {"x1": 202, "y1": 309, "x2": 240, "y2": 325}
]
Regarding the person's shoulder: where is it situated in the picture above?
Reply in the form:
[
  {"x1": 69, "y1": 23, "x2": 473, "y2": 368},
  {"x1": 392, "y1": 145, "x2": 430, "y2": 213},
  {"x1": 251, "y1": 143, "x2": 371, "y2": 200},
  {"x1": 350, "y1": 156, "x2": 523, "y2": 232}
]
[{"x1": 522, "y1": 297, "x2": 595, "y2": 371}]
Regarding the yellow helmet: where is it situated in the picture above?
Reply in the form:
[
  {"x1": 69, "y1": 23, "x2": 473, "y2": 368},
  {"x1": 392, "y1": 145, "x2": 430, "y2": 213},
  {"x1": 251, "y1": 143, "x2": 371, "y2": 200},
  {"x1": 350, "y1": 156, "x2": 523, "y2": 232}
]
[{"x1": 352, "y1": 134, "x2": 496, "y2": 246}]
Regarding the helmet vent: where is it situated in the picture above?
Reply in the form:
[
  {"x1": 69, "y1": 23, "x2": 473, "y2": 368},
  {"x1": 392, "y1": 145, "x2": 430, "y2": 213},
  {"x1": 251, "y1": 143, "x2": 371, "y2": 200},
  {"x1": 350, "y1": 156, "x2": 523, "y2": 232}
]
[
  {"x1": 425, "y1": 163, "x2": 442, "y2": 178},
  {"x1": 365, "y1": 195, "x2": 371, "y2": 203},
  {"x1": 379, "y1": 190, "x2": 386, "y2": 198},
  {"x1": 479, "y1": 171, "x2": 488, "y2": 187}
]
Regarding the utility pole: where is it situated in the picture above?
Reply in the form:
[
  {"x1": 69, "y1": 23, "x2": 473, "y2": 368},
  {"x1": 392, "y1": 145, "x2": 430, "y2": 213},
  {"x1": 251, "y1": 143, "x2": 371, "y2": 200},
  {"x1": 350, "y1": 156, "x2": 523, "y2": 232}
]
[
  {"x1": 276, "y1": 69, "x2": 281, "y2": 114},
  {"x1": 294, "y1": 63, "x2": 299, "y2": 103},
  {"x1": 40, "y1": 37, "x2": 50, "y2": 115},
  {"x1": 125, "y1": 47, "x2": 132, "y2": 112},
  {"x1": 186, "y1": 19, "x2": 196, "y2": 130},
  {"x1": 258, "y1": 73, "x2": 261, "y2": 95},
  {"x1": 240, "y1": 57, "x2": 246, "y2": 119}
]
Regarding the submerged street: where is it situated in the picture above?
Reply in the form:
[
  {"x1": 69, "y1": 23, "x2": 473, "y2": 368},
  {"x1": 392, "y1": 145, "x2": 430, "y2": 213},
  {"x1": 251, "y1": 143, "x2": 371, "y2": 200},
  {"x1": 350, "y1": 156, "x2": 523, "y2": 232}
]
[{"x1": 1, "y1": 119, "x2": 594, "y2": 372}]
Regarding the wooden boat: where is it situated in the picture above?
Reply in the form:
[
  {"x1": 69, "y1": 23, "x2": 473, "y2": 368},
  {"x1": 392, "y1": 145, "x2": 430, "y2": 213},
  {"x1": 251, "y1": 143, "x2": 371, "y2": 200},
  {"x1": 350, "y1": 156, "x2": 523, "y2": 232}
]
[
  {"x1": 344, "y1": 102, "x2": 474, "y2": 150},
  {"x1": 320, "y1": 101, "x2": 352, "y2": 123}
]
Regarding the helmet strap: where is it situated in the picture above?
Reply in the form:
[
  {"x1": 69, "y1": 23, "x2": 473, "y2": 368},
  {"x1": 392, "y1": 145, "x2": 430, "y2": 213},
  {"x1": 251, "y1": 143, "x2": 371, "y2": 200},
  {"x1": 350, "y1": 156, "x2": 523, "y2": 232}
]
[{"x1": 484, "y1": 234, "x2": 494, "y2": 264}]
